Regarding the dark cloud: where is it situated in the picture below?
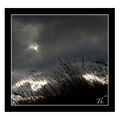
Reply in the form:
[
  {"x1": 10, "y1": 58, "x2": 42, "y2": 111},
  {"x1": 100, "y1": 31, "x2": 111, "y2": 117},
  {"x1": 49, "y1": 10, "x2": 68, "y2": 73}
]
[{"x1": 12, "y1": 15, "x2": 108, "y2": 72}]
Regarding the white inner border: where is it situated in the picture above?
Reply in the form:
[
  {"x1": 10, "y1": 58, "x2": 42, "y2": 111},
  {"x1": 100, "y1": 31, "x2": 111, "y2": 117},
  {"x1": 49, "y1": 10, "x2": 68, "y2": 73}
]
[{"x1": 11, "y1": 14, "x2": 109, "y2": 106}]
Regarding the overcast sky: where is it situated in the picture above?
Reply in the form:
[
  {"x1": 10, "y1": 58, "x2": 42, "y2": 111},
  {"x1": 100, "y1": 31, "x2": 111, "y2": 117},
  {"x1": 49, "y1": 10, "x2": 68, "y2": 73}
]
[{"x1": 12, "y1": 15, "x2": 108, "y2": 72}]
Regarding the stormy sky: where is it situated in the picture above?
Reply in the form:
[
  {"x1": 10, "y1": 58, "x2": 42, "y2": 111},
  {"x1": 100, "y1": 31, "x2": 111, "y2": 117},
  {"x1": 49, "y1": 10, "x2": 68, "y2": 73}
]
[{"x1": 12, "y1": 15, "x2": 108, "y2": 72}]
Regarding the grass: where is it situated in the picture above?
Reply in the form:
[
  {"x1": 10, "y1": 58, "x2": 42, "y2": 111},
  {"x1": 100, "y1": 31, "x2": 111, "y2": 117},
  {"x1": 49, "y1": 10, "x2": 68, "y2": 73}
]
[{"x1": 12, "y1": 57, "x2": 108, "y2": 105}]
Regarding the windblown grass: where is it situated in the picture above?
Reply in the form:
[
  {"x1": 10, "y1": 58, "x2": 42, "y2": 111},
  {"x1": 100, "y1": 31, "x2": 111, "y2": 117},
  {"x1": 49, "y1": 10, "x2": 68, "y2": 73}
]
[{"x1": 12, "y1": 58, "x2": 108, "y2": 105}]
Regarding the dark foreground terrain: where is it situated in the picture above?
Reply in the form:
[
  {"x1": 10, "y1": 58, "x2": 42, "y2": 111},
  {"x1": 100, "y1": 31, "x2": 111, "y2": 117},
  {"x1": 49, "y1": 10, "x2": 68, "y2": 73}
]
[{"x1": 12, "y1": 58, "x2": 108, "y2": 105}]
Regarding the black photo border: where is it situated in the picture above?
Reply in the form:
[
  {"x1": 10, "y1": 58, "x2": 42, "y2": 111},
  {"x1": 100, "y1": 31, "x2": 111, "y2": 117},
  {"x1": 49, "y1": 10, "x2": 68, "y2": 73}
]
[{"x1": 5, "y1": 8, "x2": 115, "y2": 112}]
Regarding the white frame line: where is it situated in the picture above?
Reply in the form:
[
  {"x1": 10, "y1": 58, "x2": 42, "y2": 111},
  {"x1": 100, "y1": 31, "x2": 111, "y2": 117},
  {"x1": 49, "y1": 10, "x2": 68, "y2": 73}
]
[{"x1": 11, "y1": 14, "x2": 109, "y2": 106}]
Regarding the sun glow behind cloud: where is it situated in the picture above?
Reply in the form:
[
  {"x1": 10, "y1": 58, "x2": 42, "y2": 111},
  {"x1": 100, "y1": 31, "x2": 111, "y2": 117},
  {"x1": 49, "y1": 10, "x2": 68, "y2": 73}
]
[{"x1": 28, "y1": 43, "x2": 39, "y2": 52}]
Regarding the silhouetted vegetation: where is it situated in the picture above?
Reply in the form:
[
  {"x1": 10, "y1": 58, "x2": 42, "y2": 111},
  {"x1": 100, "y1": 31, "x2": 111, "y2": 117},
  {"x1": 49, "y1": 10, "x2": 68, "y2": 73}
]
[{"x1": 12, "y1": 58, "x2": 108, "y2": 105}]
